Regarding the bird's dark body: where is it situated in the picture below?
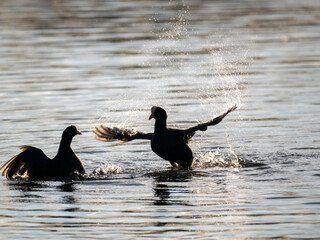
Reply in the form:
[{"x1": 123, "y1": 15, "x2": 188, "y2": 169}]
[{"x1": 151, "y1": 128, "x2": 193, "y2": 168}]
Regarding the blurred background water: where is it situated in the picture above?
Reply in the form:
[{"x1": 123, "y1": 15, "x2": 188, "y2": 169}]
[{"x1": 0, "y1": 0, "x2": 319, "y2": 239}]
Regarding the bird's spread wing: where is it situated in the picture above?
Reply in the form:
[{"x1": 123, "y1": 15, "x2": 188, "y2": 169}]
[
  {"x1": 183, "y1": 105, "x2": 238, "y2": 135},
  {"x1": 93, "y1": 125, "x2": 153, "y2": 143},
  {"x1": 0, "y1": 146, "x2": 51, "y2": 179}
]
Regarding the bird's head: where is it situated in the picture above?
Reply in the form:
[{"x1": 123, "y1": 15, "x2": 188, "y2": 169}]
[
  {"x1": 149, "y1": 106, "x2": 167, "y2": 121},
  {"x1": 63, "y1": 125, "x2": 82, "y2": 139}
]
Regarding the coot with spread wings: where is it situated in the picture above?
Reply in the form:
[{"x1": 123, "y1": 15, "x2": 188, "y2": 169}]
[
  {"x1": 93, "y1": 106, "x2": 237, "y2": 168},
  {"x1": 1, "y1": 125, "x2": 85, "y2": 180}
]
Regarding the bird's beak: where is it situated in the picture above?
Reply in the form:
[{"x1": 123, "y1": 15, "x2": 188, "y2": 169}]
[
  {"x1": 149, "y1": 106, "x2": 156, "y2": 120},
  {"x1": 77, "y1": 131, "x2": 82, "y2": 135},
  {"x1": 149, "y1": 113, "x2": 154, "y2": 120}
]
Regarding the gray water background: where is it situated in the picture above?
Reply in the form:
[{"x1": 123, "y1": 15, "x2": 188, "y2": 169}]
[{"x1": 0, "y1": 0, "x2": 319, "y2": 239}]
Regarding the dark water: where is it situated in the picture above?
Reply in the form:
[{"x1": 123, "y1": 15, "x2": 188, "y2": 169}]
[{"x1": 0, "y1": 0, "x2": 319, "y2": 239}]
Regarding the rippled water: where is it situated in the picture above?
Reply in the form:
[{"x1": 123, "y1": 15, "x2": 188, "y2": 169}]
[{"x1": 0, "y1": 0, "x2": 320, "y2": 239}]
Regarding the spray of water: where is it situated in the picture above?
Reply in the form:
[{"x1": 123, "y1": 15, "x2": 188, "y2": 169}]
[
  {"x1": 92, "y1": 162, "x2": 122, "y2": 175},
  {"x1": 93, "y1": 0, "x2": 253, "y2": 168},
  {"x1": 146, "y1": 1, "x2": 247, "y2": 167}
]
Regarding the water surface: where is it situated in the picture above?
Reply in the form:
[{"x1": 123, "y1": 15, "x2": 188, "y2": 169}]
[{"x1": 0, "y1": 0, "x2": 319, "y2": 239}]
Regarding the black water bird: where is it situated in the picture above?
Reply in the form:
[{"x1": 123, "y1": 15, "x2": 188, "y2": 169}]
[
  {"x1": 1, "y1": 125, "x2": 85, "y2": 180},
  {"x1": 93, "y1": 106, "x2": 237, "y2": 168}
]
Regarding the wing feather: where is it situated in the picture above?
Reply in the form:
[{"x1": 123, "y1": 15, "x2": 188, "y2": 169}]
[
  {"x1": 1, "y1": 146, "x2": 51, "y2": 179},
  {"x1": 93, "y1": 125, "x2": 153, "y2": 143},
  {"x1": 183, "y1": 105, "x2": 238, "y2": 135}
]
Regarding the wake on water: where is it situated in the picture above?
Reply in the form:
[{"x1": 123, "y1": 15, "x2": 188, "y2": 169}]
[
  {"x1": 87, "y1": 150, "x2": 264, "y2": 180},
  {"x1": 8, "y1": 152, "x2": 264, "y2": 181}
]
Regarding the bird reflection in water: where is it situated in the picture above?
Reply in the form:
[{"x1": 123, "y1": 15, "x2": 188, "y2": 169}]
[
  {"x1": 149, "y1": 169, "x2": 197, "y2": 206},
  {"x1": 58, "y1": 181, "x2": 76, "y2": 192},
  {"x1": 57, "y1": 181, "x2": 81, "y2": 212},
  {"x1": 8, "y1": 180, "x2": 45, "y2": 192},
  {"x1": 153, "y1": 183, "x2": 170, "y2": 205},
  {"x1": 6, "y1": 181, "x2": 46, "y2": 202},
  {"x1": 147, "y1": 169, "x2": 195, "y2": 183},
  {"x1": 6, "y1": 180, "x2": 80, "y2": 212}
]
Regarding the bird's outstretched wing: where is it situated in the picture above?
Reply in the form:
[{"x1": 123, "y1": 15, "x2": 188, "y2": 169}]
[
  {"x1": 183, "y1": 105, "x2": 238, "y2": 135},
  {"x1": 1, "y1": 146, "x2": 51, "y2": 180},
  {"x1": 93, "y1": 125, "x2": 153, "y2": 143}
]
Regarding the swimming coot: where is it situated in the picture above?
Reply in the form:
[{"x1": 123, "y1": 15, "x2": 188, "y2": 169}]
[{"x1": 1, "y1": 125, "x2": 85, "y2": 180}]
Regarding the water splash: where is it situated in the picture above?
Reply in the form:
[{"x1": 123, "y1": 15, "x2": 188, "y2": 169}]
[
  {"x1": 143, "y1": 0, "x2": 246, "y2": 117},
  {"x1": 92, "y1": 162, "x2": 122, "y2": 175},
  {"x1": 95, "y1": 0, "x2": 246, "y2": 118},
  {"x1": 91, "y1": 1, "x2": 193, "y2": 128},
  {"x1": 193, "y1": 149, "x2": 264, "y2": 169},
  {"x1": 93, "y1": 0, "x2": 248, "y2": 162},
  {"x1": 75, "y1": 162, "x2": 122, "y2": 180},
  {"x1": 193, "y1": 149, "x2": 240, "y2": 168}
]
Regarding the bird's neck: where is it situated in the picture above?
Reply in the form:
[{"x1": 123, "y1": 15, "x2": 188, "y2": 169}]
[
  {"x1": 55, "y1": 137, "x2": 73, "y2": 159},
  {"x1": 154, "y1": 118, "x2": 167, "y2": 132}
]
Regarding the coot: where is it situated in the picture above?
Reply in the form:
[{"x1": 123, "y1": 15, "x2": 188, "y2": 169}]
[
  {"x1": 1, "y1": 125, "x2": 85, "y2": 180},
  {"x1": 93, "y1": 105, "x2": 237, "y2": 168}
]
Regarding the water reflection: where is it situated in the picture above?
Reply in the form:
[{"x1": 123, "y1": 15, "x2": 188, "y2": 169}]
[
  {"x1": 6, "y1": 181, "x2": 45, "y2": 202},
  {"x1": 149, "y1": 169, "x2": 207, "y2": 206},
  {"x1": 58, "y1": 181, "x2": 76, "y2": 192},
  {"x1": 8, "y1": 180, "x2": 46, "y2": 192},
  {"x1": 153, "y1": 183, "x2": 170, "y2": 205},
  {"x1": 56, "y1": 181, "x2": 81, "y2": 211},
  {"x1": 150, "y1": 170, "x2": 191, "y2": 205},
  {"x1": 7, "y1": 180, "x2": 77, "y2": 193},
  {"x1": 152, "y1": 182, "x2": 192, "y2": 206},
  {"x1": 146, "y1": 169, "x2": 206, "y2": 182},
  {"x1": 5, "y1": 180, "x2": 80, "y2": 211}
]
